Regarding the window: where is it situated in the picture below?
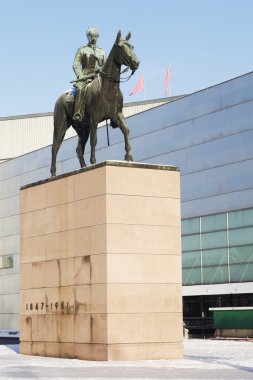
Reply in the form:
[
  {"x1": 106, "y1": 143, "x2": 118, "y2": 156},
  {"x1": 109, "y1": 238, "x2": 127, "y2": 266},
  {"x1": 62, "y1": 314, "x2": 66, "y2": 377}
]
[
  {"x1": 230, "y1": 245, "x2": 253, "y2": 264},
  {"x1": 183, "y1": 267, "x2": 201, "y2": 285},
  {"x1": 182, "y1": 208, "x2": 253, "y2": 285},
  {"x1": 202, "y1": 213, "x2": 227, "y2": 233},
  {"x1": 182, "y1": 218, "x2": 199, "y2": 235},
  {"x1": 229, "y1": 227, "x2": 253, "y2": 246},
  {"x1": 182, "y1": 250, "x2": 201, "y2": 268},
  {"x1": 202, "y1": 230, "x2": 227, "y2": 250},
  {"x1": 182, "y1": 234, "x2": 200, "y2": 252},
  {"x1": 202, "y1": 265, "x2": 228, "y2": 284},
  {"x1": 229, "y1": 208, "x2": 253, "y2": 229},
  {"x1": 230, "y1": 263, "x2": 253, "y2": 282},
  {"x1": 0, "y1": 255, "x2": 13, "y2": 269}
]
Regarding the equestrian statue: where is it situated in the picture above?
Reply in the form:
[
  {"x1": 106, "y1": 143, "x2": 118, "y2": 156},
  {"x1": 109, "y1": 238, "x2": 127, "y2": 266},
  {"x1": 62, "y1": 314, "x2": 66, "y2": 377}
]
[{"x1": 50, "y1": 28, "x2": 140, "y2": 177}]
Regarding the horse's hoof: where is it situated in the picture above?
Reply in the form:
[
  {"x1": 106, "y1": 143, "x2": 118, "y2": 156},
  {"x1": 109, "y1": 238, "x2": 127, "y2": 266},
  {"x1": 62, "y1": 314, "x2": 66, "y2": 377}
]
[
  {"x1": 125, "y1": 154, "x2": 133, "y2": 162},
  {"x1": 90, "y1": 159, "x2": 96, "y2": 165}
]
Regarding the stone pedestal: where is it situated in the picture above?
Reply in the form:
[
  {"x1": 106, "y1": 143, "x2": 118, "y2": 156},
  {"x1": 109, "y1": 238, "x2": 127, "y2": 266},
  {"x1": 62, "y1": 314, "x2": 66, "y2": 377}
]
[{"x1": 20, "y1": 161, "x2": 183, "y2": 360}]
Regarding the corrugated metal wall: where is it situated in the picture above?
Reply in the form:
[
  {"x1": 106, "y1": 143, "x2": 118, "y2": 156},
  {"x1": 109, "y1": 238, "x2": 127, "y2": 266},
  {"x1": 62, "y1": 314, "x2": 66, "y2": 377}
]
[{"x1": 0, "y1": 115, "x2": 53, "y2": 159}]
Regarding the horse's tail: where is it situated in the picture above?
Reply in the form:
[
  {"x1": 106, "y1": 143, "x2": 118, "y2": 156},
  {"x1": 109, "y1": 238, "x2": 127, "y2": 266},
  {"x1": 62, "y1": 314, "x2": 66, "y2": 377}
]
[{"x1": 54, "y1": 93, "x2": 74, "y2": 126}]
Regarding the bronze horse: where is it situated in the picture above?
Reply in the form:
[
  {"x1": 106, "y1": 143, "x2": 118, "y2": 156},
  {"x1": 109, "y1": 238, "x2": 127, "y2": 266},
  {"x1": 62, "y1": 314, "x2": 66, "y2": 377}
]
[{"x1": 50, "y1": 31, "x2": 140, "y2": 177}]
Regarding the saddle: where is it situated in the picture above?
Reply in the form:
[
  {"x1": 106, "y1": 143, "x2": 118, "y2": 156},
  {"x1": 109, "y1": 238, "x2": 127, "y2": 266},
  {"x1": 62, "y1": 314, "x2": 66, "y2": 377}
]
[{"x1": 65, "y1": 88, "x2": 77, "y2": 103}]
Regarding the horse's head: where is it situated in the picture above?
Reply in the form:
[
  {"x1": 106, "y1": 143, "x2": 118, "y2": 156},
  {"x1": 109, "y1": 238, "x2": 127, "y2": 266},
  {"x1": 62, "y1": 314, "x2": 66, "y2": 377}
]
[{"x1": 114, "y1": 31, "x2": 140, "y2": 72}]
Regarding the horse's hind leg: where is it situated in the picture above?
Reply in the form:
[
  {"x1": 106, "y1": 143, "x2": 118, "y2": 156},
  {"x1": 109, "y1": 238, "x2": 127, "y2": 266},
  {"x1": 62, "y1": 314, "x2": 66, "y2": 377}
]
[
  {"x1": 112, "y1": 114, "x2": 133, "y2": 161},
  {"x1": 76, "y1": 128, "x2": 89, "y2": 168},
  {"x1": 90, "y1": 122, "x2": 98, "y2": 165},
  {"x1": 51, "y1": 120, "x2": 69, "y2": 177}
]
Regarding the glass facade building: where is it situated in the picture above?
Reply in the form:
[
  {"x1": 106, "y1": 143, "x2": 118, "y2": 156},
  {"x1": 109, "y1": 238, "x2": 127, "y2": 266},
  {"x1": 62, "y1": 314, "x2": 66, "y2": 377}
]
[
  {"x1": 182, "y1": 208, "x2": 253, "y2": 286},
  {"x1": 1, "y1": 71, "x2": 253, "y2": 331}
]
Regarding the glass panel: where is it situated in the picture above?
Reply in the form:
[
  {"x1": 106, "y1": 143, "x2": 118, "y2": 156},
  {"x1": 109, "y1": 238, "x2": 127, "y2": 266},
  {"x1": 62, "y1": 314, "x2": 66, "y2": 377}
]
[
  {"x1": 233, "y1": 294, "x2": 253, "y2": 307},
  {"x1": 229, "y1": 208, "x2": 253, "y2": 229},
  {"x1": 204, "y1": 297, "x2": 218, "y2": 317},
  {"x1": 183, "y1": 297, "x2": 202, "y2": 318},
  {"x1": 202, "y1": 265, "x2": 228, "y2": 284},
  {"x1": 216, "y1": 295, "x2": 232, "y2": 308},
  {"x1": 0, "y1": 255, "x2": 13, "y2": 269},
  {"x1": 202, "y1": 231, "x2": 227, "y2": 250},
  {"x1": 201, "y1": 213, "x2": 227, "y2": 233},
  {"x1": 182, "y1": 234, "x2": 200, "y2": 252},
  {"x1": 230, "y1": 263, "x2": 253, "y2": 282},
  {"x1": 182, "y1": 267, "x2": 201, "y2": 286},
  {"x1": 230, "y1": 245, "x2": 253, "y2": 264},
  {"x1": 182, "y1": 218, "x2": 200, "y2": 235},
  {"x1": 182, "y1": 251, "x2": 201, "y2": 269},
  {"x1": 202, "y1": 248, "x2": 228, "y2": 267},
  {"x1": 229, "y1": 227, "x2": 253, "y2": 246}
]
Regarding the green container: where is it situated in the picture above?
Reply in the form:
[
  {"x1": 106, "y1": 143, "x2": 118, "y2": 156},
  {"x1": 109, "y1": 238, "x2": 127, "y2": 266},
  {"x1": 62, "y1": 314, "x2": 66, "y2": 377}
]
[{"x1": 212, "y1": 309, "x2": 253, "y2": 329}]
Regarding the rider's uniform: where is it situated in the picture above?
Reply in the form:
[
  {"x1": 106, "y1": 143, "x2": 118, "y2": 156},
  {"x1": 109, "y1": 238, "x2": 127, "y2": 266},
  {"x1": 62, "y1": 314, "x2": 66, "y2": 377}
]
[
  {"x1": 72, "y1": 44, "x2": 106, "y2": 120},
  {"x1": 73, "y1": 44, "x2": 106, "y2": 89}
]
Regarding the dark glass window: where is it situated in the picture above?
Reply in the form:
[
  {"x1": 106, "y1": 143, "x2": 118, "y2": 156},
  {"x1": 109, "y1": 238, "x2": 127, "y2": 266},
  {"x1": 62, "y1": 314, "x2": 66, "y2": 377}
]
[{"x1": 0, "y1": 255, "x2": 13, "y2": 269}]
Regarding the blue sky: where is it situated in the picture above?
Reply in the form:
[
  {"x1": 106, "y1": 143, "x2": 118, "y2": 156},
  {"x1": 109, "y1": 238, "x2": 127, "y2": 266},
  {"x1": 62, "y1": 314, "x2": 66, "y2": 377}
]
[{"x1": 1, "y1": 0, "x2": 253, "y2": 117}]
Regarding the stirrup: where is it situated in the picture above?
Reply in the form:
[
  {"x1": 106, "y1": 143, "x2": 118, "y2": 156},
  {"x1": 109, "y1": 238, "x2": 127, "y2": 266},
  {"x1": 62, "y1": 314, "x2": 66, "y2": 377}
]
[{"x1": 73, "y1": 112, "x2": 82, "y2": 121}]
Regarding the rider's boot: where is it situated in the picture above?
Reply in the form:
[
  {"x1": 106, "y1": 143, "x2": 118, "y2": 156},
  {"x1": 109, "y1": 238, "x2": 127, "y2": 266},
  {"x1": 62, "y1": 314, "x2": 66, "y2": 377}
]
[{"x1": 73, "y1": 90, "x2": 83, "y2": 121}]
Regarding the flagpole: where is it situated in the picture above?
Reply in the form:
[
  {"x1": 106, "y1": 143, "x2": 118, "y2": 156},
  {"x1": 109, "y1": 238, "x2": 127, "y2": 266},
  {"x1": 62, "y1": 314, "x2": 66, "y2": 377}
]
[
  {"x1": 167, "y1": 60, "x2": 172, "y2": 97},
  {"x1": 164, "y1": 63, "x2": 172, "y2": 98},
  {"x1": 143, "y1": 71, "x2": 146, "y2": 100},
  {"x1": 169, "y1": 61, "x2": 172, "y2": 97}
]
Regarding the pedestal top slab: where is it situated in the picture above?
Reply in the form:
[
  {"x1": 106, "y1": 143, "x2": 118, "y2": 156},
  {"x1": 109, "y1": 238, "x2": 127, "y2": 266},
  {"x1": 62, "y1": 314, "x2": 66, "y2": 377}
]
[{"x1": 21, "y1": 161, "x2": 179, "y2": 190}]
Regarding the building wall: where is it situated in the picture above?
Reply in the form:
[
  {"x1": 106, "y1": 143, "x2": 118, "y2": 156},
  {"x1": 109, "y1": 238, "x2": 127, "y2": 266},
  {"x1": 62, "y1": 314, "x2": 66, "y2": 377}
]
[
  {"x1": 0, "y1": 98, "x2": 174, "y2": 160},
  {"x1": 0, "y1": 72, "x2": 253, "y2": 330}
]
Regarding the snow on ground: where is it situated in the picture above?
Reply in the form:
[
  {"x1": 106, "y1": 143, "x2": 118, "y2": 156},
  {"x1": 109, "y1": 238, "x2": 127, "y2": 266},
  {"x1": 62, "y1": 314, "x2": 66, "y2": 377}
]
[
  {"x1": 0, "y1": 339, "x2": 252, "y2": 379},
  {"x1": 1, "y1": 340, "x2": 252, "y2": 369}
]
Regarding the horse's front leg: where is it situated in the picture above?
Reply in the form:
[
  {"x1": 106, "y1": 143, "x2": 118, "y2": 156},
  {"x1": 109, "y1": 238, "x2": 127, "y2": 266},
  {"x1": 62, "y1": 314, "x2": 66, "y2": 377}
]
[
  {"x1": 113, "y1": 113, "x2": 133, "y2": 161},
  {"x1": 90, "y1": 121, "x2": 98, "y2": 165},
  {"x1": 76, "y1": 127, "x2": 89, "y2": 168}
]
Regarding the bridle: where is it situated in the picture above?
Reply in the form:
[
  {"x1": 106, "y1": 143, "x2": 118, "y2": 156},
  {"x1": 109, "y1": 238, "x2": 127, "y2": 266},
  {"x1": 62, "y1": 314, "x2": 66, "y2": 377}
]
[{"x1": 100, "y1": 42, "x2": 136, "y2": 83}]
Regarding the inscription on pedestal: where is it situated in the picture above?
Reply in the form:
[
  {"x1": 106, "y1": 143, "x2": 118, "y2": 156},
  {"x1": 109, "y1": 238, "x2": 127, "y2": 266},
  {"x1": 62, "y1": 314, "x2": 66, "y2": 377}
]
[{"x1": 25, "y1": 302, "x2": 71, "y2": 312}]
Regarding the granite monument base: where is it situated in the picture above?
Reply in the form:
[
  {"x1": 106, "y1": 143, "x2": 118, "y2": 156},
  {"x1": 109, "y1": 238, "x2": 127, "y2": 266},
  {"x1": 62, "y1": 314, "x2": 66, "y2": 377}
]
[{"x1": 20, "y1": 161, "x2": 183, "y2": 360}]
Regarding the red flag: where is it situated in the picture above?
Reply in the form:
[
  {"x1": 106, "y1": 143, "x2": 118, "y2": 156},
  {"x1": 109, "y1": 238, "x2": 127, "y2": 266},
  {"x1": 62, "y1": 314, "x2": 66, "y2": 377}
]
[
  {"x1": 129, "y1": 74, "x2": 144, "y2": 96},
  {"x1": 164, "y1": 65, "x2": 172, "y2": 96}
]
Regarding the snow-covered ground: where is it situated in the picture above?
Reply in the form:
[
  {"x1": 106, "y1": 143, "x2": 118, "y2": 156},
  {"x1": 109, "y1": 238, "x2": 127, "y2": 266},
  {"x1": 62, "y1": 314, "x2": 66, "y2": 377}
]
[{"x1": 0, "y1": 339, "x2": 252, "y2": 379}]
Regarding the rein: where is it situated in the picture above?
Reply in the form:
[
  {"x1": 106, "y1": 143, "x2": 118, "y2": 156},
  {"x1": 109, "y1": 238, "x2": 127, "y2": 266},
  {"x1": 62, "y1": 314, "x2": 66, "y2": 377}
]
[{"x1": 100, "y1": 68, "x2": 135, "y2": 83}]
